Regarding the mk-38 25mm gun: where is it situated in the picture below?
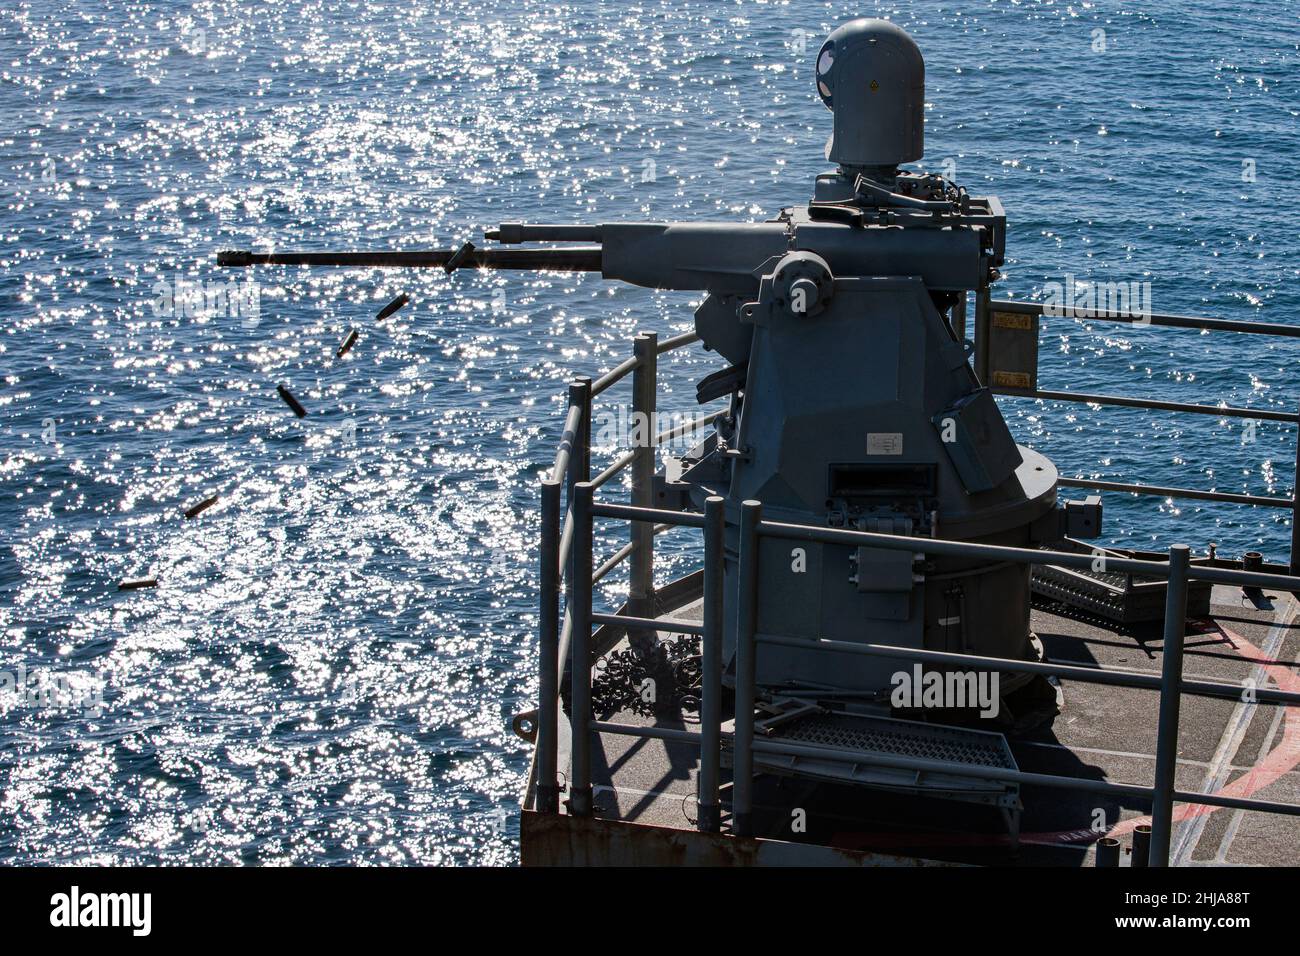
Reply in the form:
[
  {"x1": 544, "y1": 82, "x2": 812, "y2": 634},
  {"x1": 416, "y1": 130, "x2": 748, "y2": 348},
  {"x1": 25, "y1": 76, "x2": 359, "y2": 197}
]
[
  {"x1": 218, "y1": 15, "x2": 1300, "y2": 869},
  {"x1": 219, "y1": 18, "x2": 1102, "y2": 704}
]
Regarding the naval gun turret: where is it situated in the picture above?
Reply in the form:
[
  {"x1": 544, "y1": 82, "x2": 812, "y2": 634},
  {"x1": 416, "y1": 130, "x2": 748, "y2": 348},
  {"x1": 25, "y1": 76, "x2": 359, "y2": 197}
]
[{"x1": 218, "y1": 18, "x2": 1100, "y2": 701}]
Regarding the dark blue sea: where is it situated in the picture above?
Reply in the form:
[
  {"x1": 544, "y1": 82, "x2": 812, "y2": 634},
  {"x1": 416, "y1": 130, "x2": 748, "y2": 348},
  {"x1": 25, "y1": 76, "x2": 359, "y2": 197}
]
[{"x1": 0, "y1": 0, "x2": 1296, "y2": 864}]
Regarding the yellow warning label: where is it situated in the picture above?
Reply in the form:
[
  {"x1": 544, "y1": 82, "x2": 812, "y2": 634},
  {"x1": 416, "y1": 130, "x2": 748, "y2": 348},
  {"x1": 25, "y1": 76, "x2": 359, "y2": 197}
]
[
  {"x1": 992, "y1": 311, "x2": 1033, "y2": 330},
  {"x1": 992, "y1": 370, "x2": 1032, "y2": 389}
]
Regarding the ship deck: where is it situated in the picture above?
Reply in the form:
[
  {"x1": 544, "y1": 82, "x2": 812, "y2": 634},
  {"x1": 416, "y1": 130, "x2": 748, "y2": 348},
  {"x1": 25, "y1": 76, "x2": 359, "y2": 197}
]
[{"x1": 525, "y1": 582, "x2": 1299, "y2": 866}]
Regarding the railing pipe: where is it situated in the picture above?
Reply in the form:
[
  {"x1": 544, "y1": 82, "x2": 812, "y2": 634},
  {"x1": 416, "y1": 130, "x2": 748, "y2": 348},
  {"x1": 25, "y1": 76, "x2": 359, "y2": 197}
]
[
  {"x1": 1292, "y1": 410, "x2": 1300, "y2": 575},
  {"x1": 656, "y1": 408, "x2": 725, "y2": 446},
  {"x1": 536, "y1": 478, "x2": 562, "y2": 814},
  {"x1": 563, "y1": 378, "x2": 591, "y2": 500},
  {"x1": 550, "y1": 401, "x2": 584, "y2": 485},
  {"x1": 576, "y1": 376, "x2": 592, "y2": 485},
  {"x1": 756, "y1": 634, "x2": 1300, "y2": 706},
  {"x1": 552, "y1": 381, "x2": 591, "y2": 722},
  {"x1": 588, "y1": 500, "x2": 1300, "y2": 591},
  {"x1": 657, "y1": 330, "x2": 701, "y2": 354},
  {"x1": 592, "y1": 524, "x2": 672, "y2": 585},
  {"x1": 588, "y1": 501, "x2": 706, "y2": 527},
  {"x1": 988, "y1": 298, "x2": 1300, "y2": 338},
  {"x1": 591, "y1": 356, "x2": 639, "y2": 397},
  {"x1": 1096, "y1": 837, "x2": 1121, "y2": 867},
  {"x1": 974, "y1": 287, "x2": 991, "y2": 384},
  {"x1": 999, "y1": 388, "x2": 1300, "y2": 424},
  {"x1": 698, "y1": 495, "x2": 725, "y2": 833},
  {"x1": 590, "y1": 542, "x2": 635, "y2": 585},
  {"x1": 1149, "y1": 543, "x2": 1190, "y2": 866},
  {"x1": 591, "y1": 451, "x2": 636, "y2": 491},
  {"x1": 627, "y1": 333, "x2": 658, "y2": 656},
  {"x1": 590, "y1": 611, "x2": 704, "y2": 634},
  {"x1": 588, "y1": 330, "x2": 698, "y2": 396},
  {"x1": 1132, "y1": 825, "x2": 1152, "y2": 868},
  {"x1": 1058, "y1": 477, "x2": 1291, "y2": 510},
  {"x1": 733, "y1": 499, "x2": 762, "y2": 837},
  {"x1": 558, "y1": 514, "x2": 574, "y2": 576},
  {"x1": 568, "y1": 481, "x2": 595, "y2": 817},
  {"x1": 585, "y1": 722, "x2": 1300, "y2": 817}
]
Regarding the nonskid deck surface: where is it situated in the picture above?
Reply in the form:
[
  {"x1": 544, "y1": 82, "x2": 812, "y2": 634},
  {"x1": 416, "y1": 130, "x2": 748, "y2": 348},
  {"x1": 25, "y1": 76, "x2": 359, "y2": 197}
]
[{"x1": 560, "y1": 585, "x2": 1299, "y2": 866}]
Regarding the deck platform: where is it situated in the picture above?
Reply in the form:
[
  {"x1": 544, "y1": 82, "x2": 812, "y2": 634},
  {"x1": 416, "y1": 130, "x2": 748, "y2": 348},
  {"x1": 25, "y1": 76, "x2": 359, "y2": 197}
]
[{"x1": 523, "y1": 582, "x2": 1299, "y2": 866}]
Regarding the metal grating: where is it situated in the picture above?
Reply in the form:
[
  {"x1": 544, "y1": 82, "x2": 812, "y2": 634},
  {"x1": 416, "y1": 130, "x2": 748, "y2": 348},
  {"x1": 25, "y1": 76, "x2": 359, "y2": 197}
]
[
  {"x1": 772, "y1": 711, "x2": 1016, "y2": 770},
  {"x1": 1029, "y1": 538, "x2": 1212, "y2": 624},
  {"x1": 1031, "y1": 562, "x2": 1212, "y2": 624}
]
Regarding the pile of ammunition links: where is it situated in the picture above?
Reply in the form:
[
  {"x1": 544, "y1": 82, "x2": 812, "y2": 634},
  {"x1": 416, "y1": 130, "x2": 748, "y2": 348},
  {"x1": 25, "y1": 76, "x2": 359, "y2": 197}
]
[
  {"x1": 116, "y1": 290, "x2": 412, "y2": 592},
  {"x1": 590, "y1": 633, "x2": 703, "y2": 719}
]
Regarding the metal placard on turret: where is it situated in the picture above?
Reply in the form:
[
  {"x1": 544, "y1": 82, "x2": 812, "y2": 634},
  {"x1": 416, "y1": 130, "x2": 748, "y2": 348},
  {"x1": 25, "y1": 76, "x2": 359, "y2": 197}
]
[{"x1": 987, "y1": 309, "x2": 1039, "y2": 393}]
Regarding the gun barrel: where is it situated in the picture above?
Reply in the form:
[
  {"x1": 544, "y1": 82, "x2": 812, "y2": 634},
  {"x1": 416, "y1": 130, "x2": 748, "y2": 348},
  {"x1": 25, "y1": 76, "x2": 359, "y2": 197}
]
[
  {"x1": 216, "y1": 247, "x2": 603, "y2": 271},
  {"x1": 487, "y1": 223, "x2": 604, "y2": 244}
]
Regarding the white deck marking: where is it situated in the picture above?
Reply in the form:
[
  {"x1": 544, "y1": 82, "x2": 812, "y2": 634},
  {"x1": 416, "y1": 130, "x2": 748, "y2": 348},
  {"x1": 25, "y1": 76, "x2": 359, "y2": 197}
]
[
  {"x1": 1017, "y1": 739, "x2": 1210, "y2": 768},
  {"x1": 1171, "y1": 594, "x2": 1297, "y2": 866},
  {"x1": 593, "y1": 783, "x2": 690, "y2": 799},
  {"x1": 1215, "y1": 693, "x2": 1288, "y2": 863}
]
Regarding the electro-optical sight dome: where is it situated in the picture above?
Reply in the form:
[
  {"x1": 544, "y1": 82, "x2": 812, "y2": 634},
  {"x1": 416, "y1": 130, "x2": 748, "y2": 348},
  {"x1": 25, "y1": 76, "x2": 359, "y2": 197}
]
[{"x1": 817, "y1": 18, "x2": 925, "y2": 169}]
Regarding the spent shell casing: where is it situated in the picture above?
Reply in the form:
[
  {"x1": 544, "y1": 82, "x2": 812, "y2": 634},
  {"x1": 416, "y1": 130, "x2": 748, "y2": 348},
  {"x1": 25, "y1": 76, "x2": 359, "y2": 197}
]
[
  {"x1": 443, "y1": 241, "x2": 476, "y2": 273},
  {"x1": 184, "y1": 494, "x2": 219, "y2": 519},
  {"x1": 277, "y1": 384, "x2": 308, "y2": 418},
  {"x1": 337, "y1": 328, "x2": 359, "y2": 358},
  {"x1": 375, "y1": 293, "x2": 410, "y2": 321}
]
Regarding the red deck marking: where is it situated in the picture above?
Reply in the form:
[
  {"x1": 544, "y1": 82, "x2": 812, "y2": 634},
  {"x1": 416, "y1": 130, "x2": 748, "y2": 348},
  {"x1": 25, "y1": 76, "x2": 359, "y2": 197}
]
[{"x1": 1101, "y1": 620, "x2": 1300, "y2": 842}]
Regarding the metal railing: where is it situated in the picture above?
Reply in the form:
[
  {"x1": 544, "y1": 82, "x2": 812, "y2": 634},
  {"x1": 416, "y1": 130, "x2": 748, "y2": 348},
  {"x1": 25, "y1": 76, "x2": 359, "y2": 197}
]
[
  {"x1": 535, "y1": 328, "x2": 708, "y2": 817},
  {"x1": 976, "y1": 295, "x2": 1300, "y2": 573},
  {"x1": 532, "y1": 303, "x2": 1300, "y2": 866}
]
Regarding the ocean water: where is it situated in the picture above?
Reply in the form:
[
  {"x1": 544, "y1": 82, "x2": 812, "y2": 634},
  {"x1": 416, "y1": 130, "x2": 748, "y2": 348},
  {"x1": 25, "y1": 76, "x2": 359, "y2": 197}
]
[{"x1": 0, "y1": 0, "x2": 1295, "y2": 864}]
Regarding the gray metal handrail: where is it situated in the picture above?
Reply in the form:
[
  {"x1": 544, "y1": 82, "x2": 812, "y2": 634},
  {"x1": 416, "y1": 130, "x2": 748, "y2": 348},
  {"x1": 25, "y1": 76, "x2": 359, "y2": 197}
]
[
  {"x1": 979, "y1": 296, "x2": 1300, "y2": 574},
  {"x1": 536, "y1": 305, "x2": 1300, "y2": 865},
  {"x1": 987, "y1": 297, "x2": 1300, "y2": 338},
  {"x1": 564, "y1": 492, "x2": 1300, "y2": 867},
  {"x1": 536, "y1": 330, "x2": 706, "y2": 820},
  {"x1": 589, "y1": 500, "x2": 1298, "y2": 591}
]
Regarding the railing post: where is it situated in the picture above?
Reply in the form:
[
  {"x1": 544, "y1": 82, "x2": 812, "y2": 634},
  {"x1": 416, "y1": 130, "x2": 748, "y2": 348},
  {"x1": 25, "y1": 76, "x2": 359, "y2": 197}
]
[
  {"x1": 1290, "y1": 408, "x2": 1299, "y2": 575},
  {"x1": 1132, "y1": 824, "x2": 1151, "y2": 868},
  {"x1": 576, "y1": 375, "x2": 592, "y2": 481},
  {"x1": 536, "y1": 478, "x2": 562, "y2": 814},
  {"x1": 1149, "y1": 543, "x2": 1190, "y2": 866},
  {"x1": 698, "y1": 496, "x2": 725, "y2": 833},
  {"x1": 566, "y1": 378, "x2": 592, "y2": 505},
  {"x1": 1095, "y1": 837, "x2": 1121, "y2": 867},
  {"x1": 557, "y1": 378, "x2": 591, "y2": 698},
  {"x1": 568, "y1": 481, "x2": 595, "y2": 817},
  {"x1": 973, "y1": 287, "x2": 991, "y2": 385},
  {"x1": 733, "y1": 499, "x2": 762, "y2": 837},
  {"x1": 628, "y1": 333, "x2": 657, "y2": 655}
]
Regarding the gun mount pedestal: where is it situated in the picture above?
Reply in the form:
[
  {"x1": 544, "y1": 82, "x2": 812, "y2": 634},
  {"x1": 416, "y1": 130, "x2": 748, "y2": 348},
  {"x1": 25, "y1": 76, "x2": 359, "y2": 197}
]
[{"x1": 659, "y1": 234, "x2": 1063, "y2": 700}]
